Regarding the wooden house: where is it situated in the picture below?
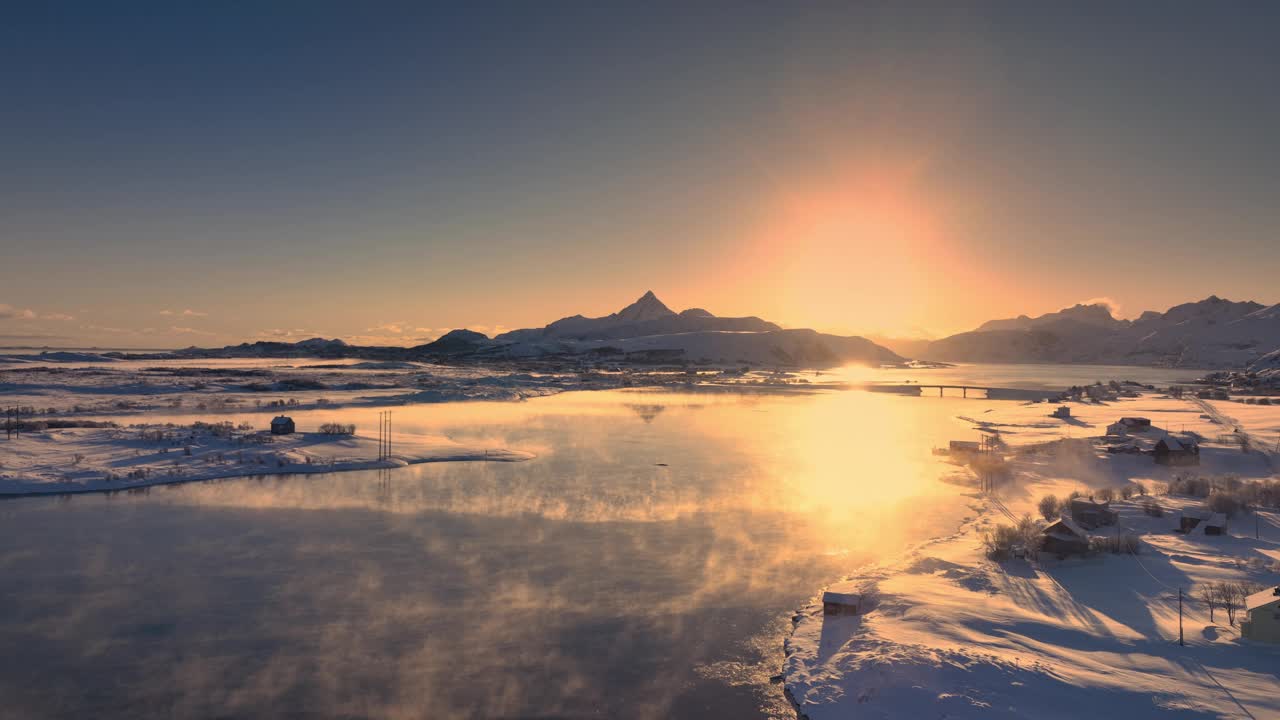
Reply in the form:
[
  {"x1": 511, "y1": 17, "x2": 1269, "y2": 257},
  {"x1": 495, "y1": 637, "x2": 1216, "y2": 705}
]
[
  {"x1": 1041, "y1": 516, "x2": 1090, "y2": 557},
  {"x1": 1154, "y1": 435, "x2": 1199, "y2": 466}
]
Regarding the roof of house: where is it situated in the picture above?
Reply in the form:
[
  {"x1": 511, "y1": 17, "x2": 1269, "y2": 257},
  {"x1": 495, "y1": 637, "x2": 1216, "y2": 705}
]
[
  {"x1": 1182, "y1": 508, "x2": 1211, "y2": 521},
  {"x1": 1157, "y1": 435, "x2": 1184, "y2": 451},
  {"x1": 1206, "y1": 512, "x2": 1228, "y2": 528},
  {"x1": 1120, "y1": 417, "x2": 1150, "y2": 424},
  {"x1": 1044, "y1": 516, "x2": 1089, "y2": 540},
  {"x1": 271, "y1": 415, "x2": 294, "y2": 424},
  {"x1": 822, "y1": 590, "x2": 862, "y2": 605},
  {"x1": 1071, "y1": 497, "x2": 1111, "y2": 510},
  {"x1": 1246, "y1": 586, "x2": 1280, "y2": 611}
]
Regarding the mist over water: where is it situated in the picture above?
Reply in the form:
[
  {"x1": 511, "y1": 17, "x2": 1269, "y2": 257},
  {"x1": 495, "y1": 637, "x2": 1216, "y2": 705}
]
[{"x1": 2, "y1": 387, "x2": 1026, "y2": 718}]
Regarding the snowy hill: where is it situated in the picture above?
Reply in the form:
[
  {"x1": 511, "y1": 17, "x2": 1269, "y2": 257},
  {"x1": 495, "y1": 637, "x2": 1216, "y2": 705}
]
[{"x1": 925, "y1": 296, "x2": 1280, "y2": 368}]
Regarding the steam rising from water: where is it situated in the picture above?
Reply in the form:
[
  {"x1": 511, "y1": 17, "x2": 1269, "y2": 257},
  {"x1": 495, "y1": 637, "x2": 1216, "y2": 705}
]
[{"x1": 1, "y1": 389, "x2": 971, "y2": 718}]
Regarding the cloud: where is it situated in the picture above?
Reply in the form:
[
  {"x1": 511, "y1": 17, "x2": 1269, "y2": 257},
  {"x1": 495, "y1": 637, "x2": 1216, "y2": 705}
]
[
  {"x1": 366, "y1": 322, "x2": 408, "y2": 334},
  {"x1": 254, "y1": 328, "x2": 328, "y2": 341},
  {"x1": 169, "y1": 326, "x2": 216, "y2": 336},
  {"x1": 1076, "y1": 296, "x2": 1121, "y2": 316},
  {"x1": 0, "y1": 304, "x2": 38, "y2": 320},
  {"x1": 159, "y1": 308, "x2": 208, "y2": 317},
  {"x1": 42, "y1": 313, "x2": 76, "y2": 321}
]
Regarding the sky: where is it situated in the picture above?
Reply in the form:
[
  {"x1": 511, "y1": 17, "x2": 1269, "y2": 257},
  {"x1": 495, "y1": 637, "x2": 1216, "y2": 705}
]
[{"x1": 3, "y1": 2, "x2": 1279, "y2": 347}]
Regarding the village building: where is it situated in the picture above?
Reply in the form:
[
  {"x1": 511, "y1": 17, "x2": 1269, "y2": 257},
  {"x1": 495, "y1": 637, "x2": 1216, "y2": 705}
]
[
  {"x1": 949, "y1": 440, "x2": 980, "y2": 456},
  {"x1": 822, "y1": 590, "x2": 864, "y2": 616},
  {"x1": 1070, "y1": 498, "x2": 1118, "y2": 530},
  {"x1": 1154, "y1": 435, "x2": 1200, "y2": 466},
  {"x1": 1241, "y1": 586, "x2": 1280, "y2": 643},
  {"x1": 270, "y1": 415, "x2": 296, "y2": 435},
  {"x1": 1118, "y1": 417, "x2": 1151, "y2": 430},
  {"x1": 1041, "y1": 516, "x2": 1090, "y2": 557},
  {"x1": 1051, "y1": 405, "x2": 1072, "y2": 419},
  {"x1": 1105, "y1": 421, "x2": 1129, "y2": 437}
]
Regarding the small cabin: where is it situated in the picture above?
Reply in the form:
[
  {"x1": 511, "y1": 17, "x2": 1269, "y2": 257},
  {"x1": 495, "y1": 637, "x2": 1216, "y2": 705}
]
[
  {"x1": 1042, "y1": 517, "x2": 1090, "y2": 557},
  {"x1": 1105, "y1": 421, "x2": 1129, "y2": 437},
  {"x1": 822, "y1": 590, "x2": 864, "y2": 616},
  {"x1": 1070, "y1": 498, "x2": 1118, "y2": 530},
  {"x1": 270, "y1": 416, "x2": 296, "y2": 435},
  {"x1": 1051, "y1": 405, "x2": 1072, "y2": 419},
  {"x1": 949, "y1": 440, "x2": 981, "y2": 456},
  {"x1": 1179, "y1": 509, "x2": 1210, "y2": 533},
  {"x1": 1204, "y1": 512, "x2": 1228, "y2": 536},
  {"x1": 1154, "y1": 435, "x2": 1199, "y2": 466},
  {"x1": 1241, "y1": 586, "x2": 1280, "y2": 643}
]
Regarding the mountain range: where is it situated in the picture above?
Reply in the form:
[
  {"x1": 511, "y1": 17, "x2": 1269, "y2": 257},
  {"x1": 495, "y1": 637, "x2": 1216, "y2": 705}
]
[
  {"x1": 905, "y1": 296, "x2": 1280, "y2": 368},
  {"x1": 169, "y1": 292, "x2": 902, "y2": 368},
  {"x1": 167, "y1": 292, "x2": 1280, "y2": 370},
  {"x1": 419, "y1": 291, "x2": 900, "y2": 367}
]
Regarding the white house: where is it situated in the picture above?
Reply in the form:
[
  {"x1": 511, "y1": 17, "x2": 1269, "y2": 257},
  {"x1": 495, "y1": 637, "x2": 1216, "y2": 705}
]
[{"x1": 1242, "y1": 586, "x2": 1280, "y2": 643}]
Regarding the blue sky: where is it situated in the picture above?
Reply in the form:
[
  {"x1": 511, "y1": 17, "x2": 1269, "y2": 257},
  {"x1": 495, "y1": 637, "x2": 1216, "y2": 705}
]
[{"x1": 3, "y1": 2, "x2": 1278, "y2": 346}]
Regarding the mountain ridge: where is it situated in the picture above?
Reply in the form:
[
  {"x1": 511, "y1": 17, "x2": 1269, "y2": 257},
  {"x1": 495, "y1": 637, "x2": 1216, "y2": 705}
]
[{"x1": 923, "y1": 295, "x2": 1280, "y2": 368}]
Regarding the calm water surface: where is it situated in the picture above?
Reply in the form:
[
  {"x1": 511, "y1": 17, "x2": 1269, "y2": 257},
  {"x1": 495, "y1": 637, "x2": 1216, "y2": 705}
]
[{"x1": 0, "y1": 375, "x2": 1112, "y2": 718}]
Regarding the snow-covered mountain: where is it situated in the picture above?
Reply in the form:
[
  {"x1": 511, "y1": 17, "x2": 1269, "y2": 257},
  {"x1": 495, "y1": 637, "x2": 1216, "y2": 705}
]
[
  {"x1": 419, "y1": 291, "x2": 901, "y2": 367},
  {"x1": 925, "y1": 296, "x2": 1280, "y2": 368}
]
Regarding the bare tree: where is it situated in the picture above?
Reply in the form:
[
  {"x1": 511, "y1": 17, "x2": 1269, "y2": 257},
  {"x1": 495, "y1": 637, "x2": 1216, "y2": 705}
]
[
  {"x1": 1216, "y1": 582, "x2": 1244, "y2": 626},
  {"x1": 1037, "y1": 494, "x2": 1060, "y2": 521},
  {"x1": 1198, "y1": 585, "x2": 1219, "y2": 623}
]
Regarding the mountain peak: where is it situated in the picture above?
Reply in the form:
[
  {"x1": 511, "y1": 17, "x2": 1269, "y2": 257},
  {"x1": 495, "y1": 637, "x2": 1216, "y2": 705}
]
[{"x1": 615, "y1": 291, "x2": 675, "y2": 322}]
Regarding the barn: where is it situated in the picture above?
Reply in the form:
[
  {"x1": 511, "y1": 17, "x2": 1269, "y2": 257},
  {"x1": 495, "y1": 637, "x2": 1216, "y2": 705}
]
[{"x1": 270, "y1": 416, "x2": 296, "y2": 435}]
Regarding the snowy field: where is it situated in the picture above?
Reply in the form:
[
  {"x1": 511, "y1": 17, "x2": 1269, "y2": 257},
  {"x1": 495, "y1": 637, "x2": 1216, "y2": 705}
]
[
  {"x1": 785, "y1": 393, "x2": 1280, "y2": 719},
  {"x1": 0, "y1": 425, "x2": 532, "y2": 495}
]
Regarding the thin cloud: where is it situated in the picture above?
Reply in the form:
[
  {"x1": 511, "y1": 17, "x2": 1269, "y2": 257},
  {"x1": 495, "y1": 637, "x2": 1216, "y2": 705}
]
[
  {"x1": 1076, "y1": 296, "x2": 1120, "y2": 316},
  {"x1": 159, "y1": 308, "x2": 208, "y2": 317},
  {"x1": 169, "y1": 326, "x2": 216, "y2": 336}
]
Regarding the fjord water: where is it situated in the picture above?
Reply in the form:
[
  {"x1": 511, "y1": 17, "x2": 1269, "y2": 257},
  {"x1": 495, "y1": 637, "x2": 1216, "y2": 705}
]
[{"x1": 0, "y1": 366, "x2": 1204, "y2": 718}]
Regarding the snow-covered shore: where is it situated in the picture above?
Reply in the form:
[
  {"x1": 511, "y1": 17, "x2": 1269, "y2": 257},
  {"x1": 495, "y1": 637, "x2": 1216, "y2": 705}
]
[
  {"x1": 784, "y1": 395, "x2": 1280, "y2": 719},
  {"x1": 0, "y1": 426, "x2": 532, "y2": 496}
]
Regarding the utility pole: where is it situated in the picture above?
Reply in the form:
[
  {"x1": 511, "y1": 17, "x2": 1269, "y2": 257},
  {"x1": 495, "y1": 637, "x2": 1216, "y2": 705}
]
[{"x1": 1178, "y1": 588, "x2": 1184, "y2": 647}]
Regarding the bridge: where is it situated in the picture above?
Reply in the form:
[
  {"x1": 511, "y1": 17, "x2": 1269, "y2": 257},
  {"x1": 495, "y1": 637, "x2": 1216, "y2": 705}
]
[{"x1": 868, "y1": 384, "x2": 1061, "y2": 401}]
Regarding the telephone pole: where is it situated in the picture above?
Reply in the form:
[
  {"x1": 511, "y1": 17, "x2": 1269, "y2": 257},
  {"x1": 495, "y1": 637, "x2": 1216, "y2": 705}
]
[{"x1": 1178, "y1": 588, "x2": 1184, "y2": 646}]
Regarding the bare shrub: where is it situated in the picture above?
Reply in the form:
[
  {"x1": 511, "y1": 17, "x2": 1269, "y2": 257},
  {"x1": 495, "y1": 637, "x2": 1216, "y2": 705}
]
[
  {"x1": 318, "y1": 422, "x2": 356, "y2": 436},
  {"x1": 982, "y1": 514, "x2": 1042, "y2": 561},
  {"x1": 1141, "y1": 498, "x2": 1164, "y2": 517}
]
